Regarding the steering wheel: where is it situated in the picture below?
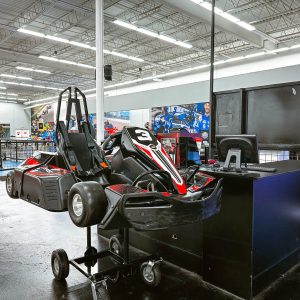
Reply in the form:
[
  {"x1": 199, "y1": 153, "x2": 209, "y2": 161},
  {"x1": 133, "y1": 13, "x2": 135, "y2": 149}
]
[{"x1": 102, "y1": 132, "x2": 122, "y2": 155}]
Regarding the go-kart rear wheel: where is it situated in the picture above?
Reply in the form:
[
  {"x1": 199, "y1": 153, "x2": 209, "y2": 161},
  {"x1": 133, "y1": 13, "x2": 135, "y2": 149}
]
[
  {"x1": 109, "y1": 234, "x2": 124, "y2": 257},
  {"x1": 6, "y1": 171, "x2": 17, "y2": 199},
  {"x1": 140, "y1": 262, "x2": 161, "y2": 287},
  {"x1": 68, "y1": 182, "x2": 108, "y2": 227},
  {"x1": 51, "y1": 249, "x2": 69, "y2": 281}
]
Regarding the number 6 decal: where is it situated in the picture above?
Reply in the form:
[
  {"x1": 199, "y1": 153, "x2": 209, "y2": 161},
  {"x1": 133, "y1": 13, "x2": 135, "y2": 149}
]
[{"x1": 135, "y1": 129, "x2": 152, "y2": 141}]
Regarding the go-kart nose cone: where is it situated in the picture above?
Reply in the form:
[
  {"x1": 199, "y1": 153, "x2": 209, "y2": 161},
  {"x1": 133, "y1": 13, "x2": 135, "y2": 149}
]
[{"x1": 72, "y1": 194, "x2": 83, "y2": 217}]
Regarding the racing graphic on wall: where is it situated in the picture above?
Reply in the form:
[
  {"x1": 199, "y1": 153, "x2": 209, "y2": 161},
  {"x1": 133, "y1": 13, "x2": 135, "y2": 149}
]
[{"x1": 151, "y1": 102, "x2": 210, "y2": 138}]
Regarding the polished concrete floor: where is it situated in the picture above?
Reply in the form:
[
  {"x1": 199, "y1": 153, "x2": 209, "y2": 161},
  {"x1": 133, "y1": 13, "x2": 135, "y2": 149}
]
[{"x1": 1, "y1": 180, "x2": 300, "y2": 300}]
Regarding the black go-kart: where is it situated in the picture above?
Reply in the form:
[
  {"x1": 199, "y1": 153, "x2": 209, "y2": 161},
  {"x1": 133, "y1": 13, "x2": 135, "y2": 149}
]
[{"x1": 6, "y1": 87, "x2": 222, "y2": 300}]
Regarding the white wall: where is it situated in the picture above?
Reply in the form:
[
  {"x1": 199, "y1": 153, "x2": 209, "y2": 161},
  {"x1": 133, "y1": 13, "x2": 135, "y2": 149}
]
[
  {"x1": 97, "y1": 51, "x2": 300, "y2": 112},
  {"x1": 0, "y1": 102, "x2": 30, "y2": 136}
]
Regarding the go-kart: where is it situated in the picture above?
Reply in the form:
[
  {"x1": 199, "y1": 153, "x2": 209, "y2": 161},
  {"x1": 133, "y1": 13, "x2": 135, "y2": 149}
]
[{"x1": 6, "y1": 87, "x2": 222, "y2": 300}]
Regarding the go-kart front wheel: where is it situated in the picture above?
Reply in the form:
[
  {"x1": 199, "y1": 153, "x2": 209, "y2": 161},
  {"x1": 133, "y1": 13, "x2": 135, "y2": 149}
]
[
  {"x1": 6, "y1": 171, "x2": 17, "y2": 199},
  {"x1": 68, "y1": 182, "x2": 108, "y2": 227},
  {"x1": 51, "y1": 249, "x2": 69, "y2": 281}
]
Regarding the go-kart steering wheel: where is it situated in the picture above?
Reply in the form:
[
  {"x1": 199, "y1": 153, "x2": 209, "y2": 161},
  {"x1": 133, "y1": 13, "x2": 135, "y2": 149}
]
[
  {"x1": 102, "y1": 132, "x2": 122, "y2": 155},
  {"x1": 132, "y1": 169, "x2": 177, "y2": 193}
]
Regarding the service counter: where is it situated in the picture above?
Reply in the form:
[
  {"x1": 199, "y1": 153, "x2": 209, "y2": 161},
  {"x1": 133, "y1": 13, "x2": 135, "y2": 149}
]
[{"x1": 99, "y1": 160, "x2": 300, "y2": 299}]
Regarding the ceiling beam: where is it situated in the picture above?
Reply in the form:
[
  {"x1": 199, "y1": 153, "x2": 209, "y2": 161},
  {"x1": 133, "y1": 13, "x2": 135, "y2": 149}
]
[{"x1": 162, "y1": 0, "x2": 277, "y2": 50}]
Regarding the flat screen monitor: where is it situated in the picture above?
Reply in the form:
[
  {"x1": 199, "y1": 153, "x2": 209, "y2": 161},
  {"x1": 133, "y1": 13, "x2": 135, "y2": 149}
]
[{"x1": 216, "y1": 134, "x2": 259, "y2": 165}]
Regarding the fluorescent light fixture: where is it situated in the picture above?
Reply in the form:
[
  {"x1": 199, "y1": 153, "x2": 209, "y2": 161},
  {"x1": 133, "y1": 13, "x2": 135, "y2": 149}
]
[
  {"x1": 244, "y1": 52, "x2": 266, "y2": 58},
  {"x1": 214, "y1": 60, "x2": 226, "y2": 65},
  {"x1": 1, "y1": 80, "x2": 62, "y2": 91},
  {"x1": 0, "y1": 74, "x2": 32, "y2": 80},
  {"x1": 39, "y1": 55, "x2": 96, "y2": 69},
  {"x1": 45, "y1": 35, "x2": 69, "y2": 43},
  {"x1": 192, "y1": 1, "x2": 256, "y2": 31},
  {"x1": 114, "y1": 20, "x2": 137, "y2": 30},
  {"x1": 113, "y1": 19, "x2": 193, "y2": 49},
  {"x1": 16, "y1": 66, "x2": 51, "y2": 74},
  {"x1": 110, "y1": 51, "x2": 144, "y2": 62},
  {"x1": 0, "y1": 92, "x2": 18, "y2": 96},
  {"x1": 18, "y1": 28, "x2": 45, "y2": 38},
  {"x1": 158, "y1": 35, "x2": 176, "y2": 43},
  {"x1": 18, "y1": 27, "x2": 143, "y2": 62},
  {"x1": 0, "y1": 86, "x2": 6, "y2": 90},
  {"x1": 136, "y1": 28, "x2": 159, "y2": 38}
]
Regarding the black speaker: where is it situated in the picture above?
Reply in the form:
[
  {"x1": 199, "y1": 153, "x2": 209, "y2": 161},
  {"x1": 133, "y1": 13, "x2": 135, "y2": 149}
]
[{"x1": 104, "y1": 65, "x2": 112, "y2": 81}]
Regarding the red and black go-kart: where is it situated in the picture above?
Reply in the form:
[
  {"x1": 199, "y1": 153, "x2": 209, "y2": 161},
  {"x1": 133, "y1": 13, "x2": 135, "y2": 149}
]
[{"x1": 6, "y1": 87, "x2": 222, "y2": 300}]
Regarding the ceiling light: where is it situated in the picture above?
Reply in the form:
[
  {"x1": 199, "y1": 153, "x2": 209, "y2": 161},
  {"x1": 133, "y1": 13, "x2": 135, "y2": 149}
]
[
  {"x1": 244, "y1": 52, "x2": 266, "y2": 58},
  {"x1": 113, "y1": 20, "x2": 138, "y2": 30},
  {"x1": 39, "y1": 55, "x2": 96, "y2": 69},
  {"x1": 113, "y1": 19, "x2": 193, "y2": 49},
  {"x1": 0, "y1": 92, "x2": 18, "y2": 96},
  {"x1": 191, "y1": 1, "x2": 256, "y2": 31},
  {"x1": 1, "y1": 80, "x2": 61, "y2": 91},
  {"x1": 0, "y1": 74, "x2": 32, "y2": 80},
  {"x1": 136, "y1": 28, "x2": 159, "y2": 38},
  {"x1": 158, "y1": 35, "x2": 176, "y2": 43},
  {"x1": 0, "y1": 87, "x2": 6, "y2": 90},
  {"x1": 16, "y1": 66, "x2": 51, "y2": 74},
  {"x1": 18, "y1": 28, "x2": 45, "y2": 38},
  {"x1": 18, "y1": 28, "x2": 143, "y2": 63},
  {"x1": 45, "y1": 35, "x2": 69, "y2": 43}
]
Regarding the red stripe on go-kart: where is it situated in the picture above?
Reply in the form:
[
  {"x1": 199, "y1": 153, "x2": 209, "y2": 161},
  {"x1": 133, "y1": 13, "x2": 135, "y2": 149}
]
[{"x1": 135, "y1": 143, "x2": 187, "y2": 195}]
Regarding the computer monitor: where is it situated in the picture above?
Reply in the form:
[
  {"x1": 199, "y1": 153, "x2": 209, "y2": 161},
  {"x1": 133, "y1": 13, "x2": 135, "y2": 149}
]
[{"x1": 215, "y1": 134, "x2": 259, "y2": 171}]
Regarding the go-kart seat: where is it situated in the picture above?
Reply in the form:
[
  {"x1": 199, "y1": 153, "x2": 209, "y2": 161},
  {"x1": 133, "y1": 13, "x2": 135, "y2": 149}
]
[{"x1": 68, "y1": 133, "x2": 94, "y2": 172}]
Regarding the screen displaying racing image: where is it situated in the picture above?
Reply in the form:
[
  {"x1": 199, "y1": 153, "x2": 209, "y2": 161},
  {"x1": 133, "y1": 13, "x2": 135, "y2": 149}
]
[{"x1": 151, "y1": 102, "x2": 210, "y2": 136}]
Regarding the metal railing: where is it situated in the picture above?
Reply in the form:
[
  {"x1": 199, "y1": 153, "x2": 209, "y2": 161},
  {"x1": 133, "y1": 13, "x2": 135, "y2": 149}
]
[{"x1": 0, "y1": 139, "x2": 56, "y2": 171}]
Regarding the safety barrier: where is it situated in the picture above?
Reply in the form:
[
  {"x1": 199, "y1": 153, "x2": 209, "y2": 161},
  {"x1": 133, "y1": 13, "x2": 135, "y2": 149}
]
[{"x1": 0, "y1": 139, "x2": 56, "y2": 171}]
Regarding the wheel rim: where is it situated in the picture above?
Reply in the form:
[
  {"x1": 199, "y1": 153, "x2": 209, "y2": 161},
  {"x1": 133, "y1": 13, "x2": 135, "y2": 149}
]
[
  {"x1": 111, "y1": 241, "x2": 120, "y2": 254},
  {"x1": 72, "y1": 194, "x2": 83, "y2": 217},
  {"x1": 53, "y1": 257, "x2": 60, "y2": 275},
  {"x1": 143, "y1": 267, "x2": 154, "y2": 283},
  {"x1": 6, "y1": 177, "x2": 12, "y2": 194}
]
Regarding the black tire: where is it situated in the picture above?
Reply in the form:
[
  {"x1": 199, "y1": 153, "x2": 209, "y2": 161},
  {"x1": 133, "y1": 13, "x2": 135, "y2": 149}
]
[
  {"x1": 6, "y1": 171, "x2": 17, "y2": 199},
  {"x1": 68, "y1": 182, "x2": 108, "y2": 227},
  {"x1": 109, "y1": 234, "x2": 124, "y2": 257},
  {"x1": 51, "y1": 249, "x2": 69, "y2": 281},
  {"x1": 140, "y1": 262, "x2": 161, "y2": 287}
]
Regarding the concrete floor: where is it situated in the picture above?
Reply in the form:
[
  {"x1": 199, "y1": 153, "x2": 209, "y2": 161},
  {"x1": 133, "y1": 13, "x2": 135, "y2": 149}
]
[{"x1": 1, "y1": 180, "x2": 300, "y2": 300}]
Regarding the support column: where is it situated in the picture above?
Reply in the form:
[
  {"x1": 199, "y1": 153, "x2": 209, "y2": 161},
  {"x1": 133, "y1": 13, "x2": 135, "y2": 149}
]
[
  {"x1": 95, "y1": 0, "x2": 104, "y2": 142},
  {"x1": 209, "y1": 0, "x2": 215, "y2": 158}
]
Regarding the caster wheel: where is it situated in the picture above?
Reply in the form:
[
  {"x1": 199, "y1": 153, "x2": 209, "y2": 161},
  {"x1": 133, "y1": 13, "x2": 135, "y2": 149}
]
[
  {"x1": 51, "y1": 249, "x2": 69, "y2": 281},
  {"x1": 140, "y1": 262, "x2": 161, "y2": 287},
  {"x1": 109, "y1": 234, "x2": 124, "y2": 257}
]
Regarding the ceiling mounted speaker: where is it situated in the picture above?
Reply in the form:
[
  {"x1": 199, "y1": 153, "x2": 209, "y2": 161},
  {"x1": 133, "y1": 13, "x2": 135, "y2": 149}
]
[{"x1": 104, "y1": 65, "x2": 112, "y2": 81}]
